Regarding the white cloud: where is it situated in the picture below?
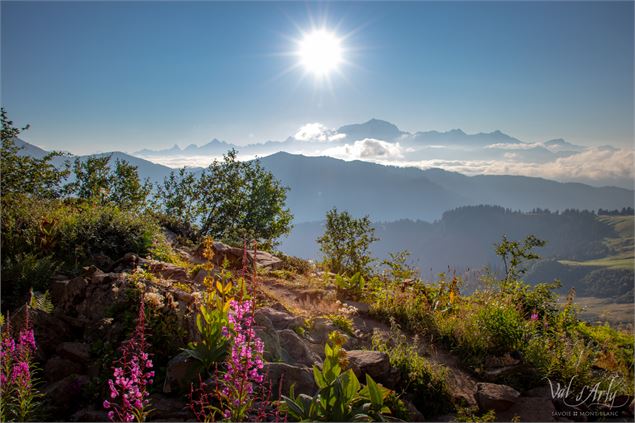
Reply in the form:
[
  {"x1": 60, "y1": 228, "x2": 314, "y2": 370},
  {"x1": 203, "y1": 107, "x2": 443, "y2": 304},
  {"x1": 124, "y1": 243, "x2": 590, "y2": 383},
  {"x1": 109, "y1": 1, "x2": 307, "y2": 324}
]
[
  {"x1": 294, "y1": 122, "x2": 344, "y2": 142},
  {"x1": 394, "y1": 146, "x2": 634, "y2": 188},
  {"x1": 486, "y1": 142, "x2": 543, "y2": 150},
  {"x1": 323, "y1": 138, "x2": 405, "y2": 160}
]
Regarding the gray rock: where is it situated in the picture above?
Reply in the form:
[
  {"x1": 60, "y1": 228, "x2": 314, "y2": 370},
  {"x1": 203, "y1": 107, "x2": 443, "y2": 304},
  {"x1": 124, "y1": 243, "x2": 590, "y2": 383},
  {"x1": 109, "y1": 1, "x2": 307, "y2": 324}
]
[
  {"x1": 141, "y1": 259, "x2": 189, "y2": 282},
  {"x1": 44, "y1": 355, "x2": 84, "y2": 382},
  {"x1": 497, "y1": 396, "x2": 557, "y2": 422},
  {"x1": 195, "y1": 241, "x2": 283, "y2": 270},
  {"x1": 70, "y1": 407, "x2": 109, "y2": 422},
  {"x1": 255, "y1": 326, "x2": 283, "y2": 362},
  {"x1": 255, "y1": 307, "x2": 305, "y2": 331},
  {"x1": 346, "y1": 350, "x2": 396, "y2": 388},
  {"x1": 309, "y1": 317, "x2": 338, "y2": 344},
  {"x1": 148, "y1": 393, "x2": 193, "y2": 420},
  {"x1": 476, "y1": 382, "x2": 521, "y2": 412},
  {"x1": 163, "y1": 351, "x2": 201, "y2": 394},
  {"x1": 44, "y1": 374, "x2": 91, "y2": 414},
  {"x1": 56, "y1": 342, "x2": 91, "y2": 364},
  {"x1": 279, "y1": 329, "x2": 321, "y2": 367},
  {"x1": 50, "y1": 276, "x2": 87, "y2": 313},
  {"x1": 264, "y1": 362, "x2": 316, "y2": 397}
]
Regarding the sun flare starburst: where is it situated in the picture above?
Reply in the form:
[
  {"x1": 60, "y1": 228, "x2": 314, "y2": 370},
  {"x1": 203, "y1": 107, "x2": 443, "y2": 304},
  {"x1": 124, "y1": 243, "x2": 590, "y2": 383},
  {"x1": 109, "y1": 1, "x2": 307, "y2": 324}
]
[{"x1": 297, "y1": 29, "x2": 343, "y2": 78}]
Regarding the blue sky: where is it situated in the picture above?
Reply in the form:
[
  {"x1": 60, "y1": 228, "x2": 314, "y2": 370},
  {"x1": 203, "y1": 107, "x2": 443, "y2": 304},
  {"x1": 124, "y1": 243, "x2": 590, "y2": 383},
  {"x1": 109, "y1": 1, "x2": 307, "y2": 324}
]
[{"x1": 1, "y1": 1, "x2": 633, "y2": 154}]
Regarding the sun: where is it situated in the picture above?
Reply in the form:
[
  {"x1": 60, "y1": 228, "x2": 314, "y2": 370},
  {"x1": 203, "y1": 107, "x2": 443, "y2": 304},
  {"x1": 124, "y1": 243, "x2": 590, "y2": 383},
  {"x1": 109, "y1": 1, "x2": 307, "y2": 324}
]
[{"x1": 297, "y1": 29, "x2": 343, "y2": 78}]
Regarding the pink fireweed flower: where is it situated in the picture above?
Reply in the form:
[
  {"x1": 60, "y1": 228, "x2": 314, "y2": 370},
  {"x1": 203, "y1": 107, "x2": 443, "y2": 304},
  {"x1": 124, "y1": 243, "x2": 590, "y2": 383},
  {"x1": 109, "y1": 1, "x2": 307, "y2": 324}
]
[
  {"x1": 1, "y1": 310, "x2": 40, "y2": 422},
  {"x1": 220, "y1": 299, "x2": 266, "y2": 420},
  {"x1": 530, "y1": 310, "x2": 539, "y2": 321},
  {"x1": 104, "y1": 297, "x2": 153, "y2": 422}
]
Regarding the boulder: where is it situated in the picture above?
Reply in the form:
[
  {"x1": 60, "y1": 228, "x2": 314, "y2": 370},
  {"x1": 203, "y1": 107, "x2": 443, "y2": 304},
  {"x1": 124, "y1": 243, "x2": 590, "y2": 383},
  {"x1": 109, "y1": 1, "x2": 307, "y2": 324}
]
[
  {"x1": 76, "y1": 272, "x2": 125, "y2": 320},
  {"x1": 11, "y1": 307, "x2": 74, "y2": 360},
  {"x1": 56, "y1": 342, "x2": 91, "y2": 364},
  {"x1": 44, "y1": 355, "x2": 84, "y2": 382},
  {"x1": 308, "y1": 317, "x2": 338, "y2": 344},
  {"x1": 279, "y1": 329, "x2": 321, "y2": 367},
  {"x1": 140, "y1": 259, "x2": 189, "y2": 282},
  {"x1": 44, "y1": 374, "x2": 91, "y2": 414},
  {"x1": 148, "y1": 393, "x2": 193, "y2": 421},
  {"x1": 50, "y1": 276, "x2": 87, "y2": 313},
  {"x1": 70, "y1": 407, "x2": 109, "y2": 422},
  {"x1": 476, "y1": 382, "x2": 521, "y2": 412},
  {"x1": 497, "y1": 397, "x2": 556, "y2": 422},
  {"x1": 255, "y1": 326, "x2": 283, "y2": 362},
  {"x1": 264, "y1": 362, "x2": 316, "y2": 397},
  {"x1": 255, "y1": 307, "x2": 305, "y2": 331},
  {"x1": 195, "y1": 241, "x2": 283, "y2": 270},
  {"x1": 193, "y1": 268, "x2": 213, "y2": 284},
  {"x1": 163, "y1": 351, "x2": 201, "y2": 394},
  {"x1": 346, "y1": 350, "x2": 396, "y2": 388}
]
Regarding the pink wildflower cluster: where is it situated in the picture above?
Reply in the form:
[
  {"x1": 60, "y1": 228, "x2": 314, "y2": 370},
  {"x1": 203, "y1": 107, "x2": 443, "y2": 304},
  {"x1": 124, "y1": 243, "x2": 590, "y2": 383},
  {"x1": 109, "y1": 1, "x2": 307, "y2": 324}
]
[
  {"x1": 220, "y1": 299, "x2": 265, "y2": 420},
  {"x1": 104, "y1": 299, "x2": 154, "y2": 422},
  {"x1": 1, "y1": 311, "x2": 39, "y2": 421}
]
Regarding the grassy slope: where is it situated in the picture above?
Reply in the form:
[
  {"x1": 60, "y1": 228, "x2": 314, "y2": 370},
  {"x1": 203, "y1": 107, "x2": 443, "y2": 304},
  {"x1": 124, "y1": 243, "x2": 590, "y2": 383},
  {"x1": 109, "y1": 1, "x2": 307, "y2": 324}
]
[{"x1": 558, "y1": 215, "x2": 634, "y2": 270}]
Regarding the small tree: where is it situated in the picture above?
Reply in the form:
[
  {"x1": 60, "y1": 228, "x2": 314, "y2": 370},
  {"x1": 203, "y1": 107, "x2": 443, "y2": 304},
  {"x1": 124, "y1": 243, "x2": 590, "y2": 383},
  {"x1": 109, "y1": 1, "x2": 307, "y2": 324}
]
[
  {"x1": 0, "y1": 109, "x2": 70, "y2": 199},
  {"x1": 317, "y1": 208, "x2": 378, "y2": 276},
  {"x1": 108, "y1": 159, "x2": 152, "y2": 211},
  {"x1": 197, "y1": 149, "x2": 292, "y2": 249},
  {"x1": 154, "y1": 167, "x2": 201, "y2": 237},
  {"x1": 69, "y1": 155, "x2": 112, "y2": 204},
  {"x1": 495, "y1": 234, "x2": 546, "y2": 281},
  {"x1": 68, "y1": 155, "x2": 150, "y2": 210}
]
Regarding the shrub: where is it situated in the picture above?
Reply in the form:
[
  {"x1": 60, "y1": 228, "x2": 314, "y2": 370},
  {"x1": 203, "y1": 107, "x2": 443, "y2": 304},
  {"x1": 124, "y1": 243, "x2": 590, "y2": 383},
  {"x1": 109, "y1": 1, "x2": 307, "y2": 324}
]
[
  {"x1": 57, "y1": 203, "x2": 158, "y2": 269},
  {"x1": 275, "y1": 252, "x2": 312, "y2": 275},
  {"x1": 317, "y1": 208, "x2": 378, "y2": 276},
  {"x1": 477, "y1": 300, "x2": 526, "y2": 355},
  {"x1": 372, "y1": 322, "x2": 452, "y2": 416}
]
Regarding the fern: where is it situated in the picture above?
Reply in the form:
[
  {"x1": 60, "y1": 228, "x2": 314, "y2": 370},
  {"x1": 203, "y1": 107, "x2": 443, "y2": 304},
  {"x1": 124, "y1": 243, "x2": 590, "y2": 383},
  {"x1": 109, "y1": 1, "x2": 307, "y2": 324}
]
[{"x1": 30, "y1": 290, "x2": 54, "y2": 313}]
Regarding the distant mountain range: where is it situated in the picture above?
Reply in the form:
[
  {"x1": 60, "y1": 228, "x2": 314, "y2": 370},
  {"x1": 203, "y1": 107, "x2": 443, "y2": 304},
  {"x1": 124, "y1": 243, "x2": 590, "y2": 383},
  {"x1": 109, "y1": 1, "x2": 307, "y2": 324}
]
[
  {"x1": 133, "y1": 118, "x2": 587, "y2": 163},
  {"x1": 15, "y1": 138, "x2": 634, "y2": 224},
  {"x1": 130, "y1": 118, "x2": 632, "y2": 189}
]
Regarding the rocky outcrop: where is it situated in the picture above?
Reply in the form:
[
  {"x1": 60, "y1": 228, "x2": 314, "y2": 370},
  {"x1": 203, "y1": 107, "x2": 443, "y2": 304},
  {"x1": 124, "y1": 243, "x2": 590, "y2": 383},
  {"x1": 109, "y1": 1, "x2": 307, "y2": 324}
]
[
  {"x1": 476, "y1": 382, "x2": 521, "y2": 412},
  {"x1": 279, "y1": 329, "x2": 321, "y2": 367},
  {"x1": 195, "y1": 241, "x2": 283, "y2": 270}
]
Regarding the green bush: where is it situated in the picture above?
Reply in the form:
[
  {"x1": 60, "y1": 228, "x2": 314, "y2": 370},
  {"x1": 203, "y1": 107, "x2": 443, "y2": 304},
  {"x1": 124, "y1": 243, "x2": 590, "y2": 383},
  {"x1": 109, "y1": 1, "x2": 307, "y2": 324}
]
[
  {"x1": 372, "y1": 323, "x2": 452, "y2": 416},
  {"x1": 1, "y1": 194, "x2": 161, "y2": 308},
  {"x1": 275, "y1": 252, "x2": 312, "y2": 275},
  {"x1": 477, "y1": 301, "x2": 526, "y2": 355}
]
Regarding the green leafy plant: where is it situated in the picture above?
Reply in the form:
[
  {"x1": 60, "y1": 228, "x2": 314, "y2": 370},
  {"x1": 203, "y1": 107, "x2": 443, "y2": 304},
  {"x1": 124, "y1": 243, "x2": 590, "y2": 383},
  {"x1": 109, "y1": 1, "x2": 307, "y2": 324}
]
[
  {"x1": 335, "y1": 272, "x2": 365, "y2": 291},
  {"x1": 326, "y1": 314, "x2": 355, "y2": 336},
  {"x1": 281, "y1": 332, "x2": 396, "y2": 422}
]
